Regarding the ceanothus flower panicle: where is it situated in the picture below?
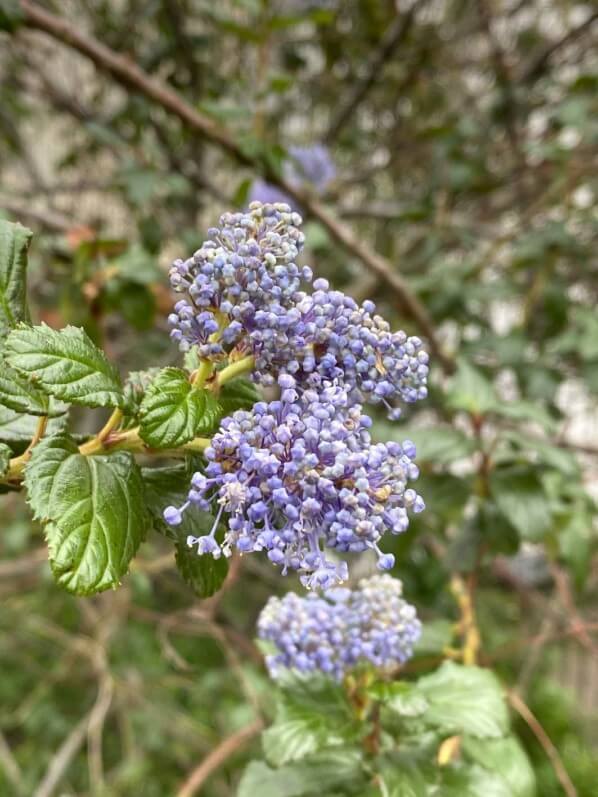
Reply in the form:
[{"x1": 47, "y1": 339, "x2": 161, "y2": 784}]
[
  {"x1": 252, "y1": 279, "x2": 429, "y2": 418},
  {"x1": 168, "y1": 202, "x2": 428, "y2": 418},
  {"x1": 163, "y1": 384, "x2": 424, "y2": 589},
  {"x1": 168, "y1": 202, "x2": 311, "y2": 356},
  {"x1": 258, "y1": 575, "x2": 421, "y2": 680}
]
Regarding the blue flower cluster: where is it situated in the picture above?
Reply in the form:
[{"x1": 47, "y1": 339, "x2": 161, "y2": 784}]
[
  {"x1": 256, "y1": 279, "x2": 428, "y2": 417},
  {"x1": 164, "y1": 384, "x2": 423, "y2": 588},
  {"x1": 168, "y1": 203, "x2": 311, "y2": 357},
  {"x1": 249, "y1": 143, "x2": 336, "y2": 209},
  {"x1": 258, "y1": 575, "x2": 421, "y2": 680},
  {"x1": 168, "y1": 204, "x2": 428, "y2": 417},
  {"x1": 164, "y1": 201, "x2": 429, "y2": 586}
]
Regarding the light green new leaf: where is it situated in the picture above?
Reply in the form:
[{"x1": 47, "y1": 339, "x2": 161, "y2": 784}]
[
  {"x1": 0, "y1": 219, "x2": 31, "y2": 339},
  {"x1": 416, "y1": 661, "x2": 509, "y2": 739},
  {"x1": 463, "y1": 736, "x2": 537, "y2": 797},
  {"x1": 0, "y1": 442, "x2": 10, "y2": 477},
  {"x1": 139, "y1": 368, "x2": 221, "y2": 448},
  {"x1": 237, "y1": 749, "x2": 364, "y2": 797},
  {"x1": 175, "y1": 541, "x2": 228, "y2": 599},
  {"x1": 5, "y1": 324, "x2": 125, "y2": 408},
  {"x1": 262, "y1": 688, "x2": 356, "y2": 767},
  {"x1": 24, "y1": 434, "x2": 148, "y2": 595},
  {"x1": 447, "y1": 359, "x2": 497, "y2": 415}
]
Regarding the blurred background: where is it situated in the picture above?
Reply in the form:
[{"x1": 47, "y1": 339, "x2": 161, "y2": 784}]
[{"x1": 1, "y1": 1, "x2": 597, "y2": 795}]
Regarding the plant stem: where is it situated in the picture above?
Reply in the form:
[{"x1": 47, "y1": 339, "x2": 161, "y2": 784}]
[
  {"x1": 192, "y1": 358, "x2": 214, "y2": 388},
  {"x1": 5, "y1": 415, "x2": 48, "y2": 481},
  {"x1": 97, "y1": 408, "x2": 123, "y2": 442},
  {"x1": 216, "y1": 355, "x2": 255, "y2": 389}
]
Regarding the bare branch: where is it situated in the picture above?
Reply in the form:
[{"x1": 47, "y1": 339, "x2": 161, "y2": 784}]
[
  {"x1": 33, "y1": 713, "x2": 90, "y2": 797},
  {"x1": 521, "y1": 10, "x2": 598, "y2": 84},
  {"x1": 326, "y1": 0, "x2": 427, "y2": 143},
  {"x1": 176, "y1": 719, "x2": 263, "y2": 797},
  {"x1": 18, "y1": 0, "x2": 452, "y2": 371},
  {"x1": 508, "y1": 691, "x2": 578, "y2": 797}
]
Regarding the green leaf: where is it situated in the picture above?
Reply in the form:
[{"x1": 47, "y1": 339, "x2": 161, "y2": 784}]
[
  {"x1": 447, "y1": 359, "x2": 497, "y2": 415},
  {"x1": 0, "y1": 0, "x2": 23, "y2": 31},
  {"x1": 0, "y1": 363, "x2": 51, "y2": 416},
  {"x1": 440, "y1": 764, "x2": 512, "y2": 797},
  {"x1": 219, "y1": 377, "x2": 260, "y2": 416},
  {"x1": 0, "y1": 403, "x2": 68, "y2": 444},
  {"x1": 142, "y1": 463, "x2": 217, "y2": 542},
  {"x1": 462, "y1": 736, "x2": 537, "y2": 797},
  {"x1": 0, "y1": 442, "x2": 10, "y2": 477},
  {"x1": 414, "y1": 619, "x2": 454, "y2": 657},
  {"x1": 373, "y1": 765, "x2": 429, "y2": 797},
  {"x1": 175, "y1": 541, "x2": 228, "y2": 598},
  {"x1": 237, "y1": 750, "x2": 364, "y2": 797},
  {"x1": 369, "y1": 682, "x2": 429, "y2": 718},
  {"x1": 416, "y1": 661, "x2": 509, "y2": 739},
  {"x1": 5, "y1": 324, "x2": 125, "y2": 408},
  {"x1": 0, "y1": 219, "x2": 31, "y2": 339},
  {"x1": 263, "y1": 684, "x2": 357, "y2": 767},
  {"x1": 24, "y1": 434, "x2": 147, "y2": 595},
  {"x1": 490, "y1": 466, "x2": 552, "y2": 541},
  {"x1": 139, "y1": 368, "x2": 221, "y2": 448},
  {"x1": 122, "y1": 367, "x2": 161, "y2": 427}
]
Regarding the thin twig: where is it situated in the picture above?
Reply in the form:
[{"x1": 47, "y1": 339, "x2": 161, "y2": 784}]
[
  {"x1": 521, "y1": 10, "x2": 598, "y2": 84},
  {"x1": 176, "y1": 719, "x2": 263, "y2": 797},
  {"x1": 326, "y1": 0, "x2": 426, "y2": 143},
  {"x1": 33, "y1": 712, "x2": 90, "y2": 797},
  {"x1": 508, "y1": 691, "x2": 578, "y2": 797},
  {"x1": 18, "y1": 0, "x2": 452, "y2": 371},
  {"x1": 0, "y1": 730, "x2": 24, "y2": 793}
]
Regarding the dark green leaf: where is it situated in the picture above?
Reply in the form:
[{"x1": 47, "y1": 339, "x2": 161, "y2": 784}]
[
  {"x1": 122, "y1": 367, "x2": 161, "y2": 427},
  {"x1": 0, "y1": 363, "x2": 51, "y2": 416},
  {"x1": 24, "y1": 434, "x2": 147, "y2": 595},
  {"x1": 0, "y1": 403, "x2": 68, "y2": 445},
  {"x1": 5, "y1": 324, "x2": 125, "y2": 408},
  {"x1": 0, "y1": 0, "x2": 23, "y2": 32},
  {"x1": 416, "y1": 661, "x2": 509, "y2": 738},
  {"x1": 490, "y1": 466, "x2": 552, "y2": 541},
  {"x1": 219, "y1": 377, "x2": 260, "y2": 416},
  {"x1": 142, "y1": 463, "x2": 217, "y2": 542},
  {"x1": 0, "y1": 219, "x2": 31, "y2": 339},
  {"x1": 139, "y1": 368, "x2": 221, "y2": 448},
  {"x1": 175, "y1": 541, "x2": 228, "y2": 598}
]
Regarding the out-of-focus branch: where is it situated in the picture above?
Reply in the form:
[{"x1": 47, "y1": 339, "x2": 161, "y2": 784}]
[
  {"x1": 176, "y1": 719, "x2": 263, "y2": 797},
  {"x1": 508, "y1": 691, "x2": 578, "y2": 797},
  {"x1": 18, "y1": 0, "x2": 453, "y2": 372},
  {"x1": 32, "y1": 713, "x2": 90, "y2": 797},
  {"x1": 0, "y1": 197, "x2": 73, "y2": 232},
  {"x1": 325, "y1": 0, "x2": 427, "y2": 143},
  {"x1": 521, "y1": 10, "x2": 598, "y2": 84}
]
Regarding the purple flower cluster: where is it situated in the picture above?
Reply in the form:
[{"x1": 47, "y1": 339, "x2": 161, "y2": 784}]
[
  {"x1": 164, "y1": 385, "x2": 423, "y2": 588},
  {"x1": 164, "y1": 201, "x2": 429, "y2": 586},
  {"x1": 258, "y1": 575, "x2": 421, "y2": 680},
  {"x1": 255, "y1": 279, "x2": 428, "y2": 417},
  {"x1": 168, "y1": 203, "x2": 428, "y2": 418},
  {"x1": 168, "y1": 203, "x2": 311, "y2": 357},
  {"x1": 249, "y1": 143, "x2": 336, "y2": 209}
]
